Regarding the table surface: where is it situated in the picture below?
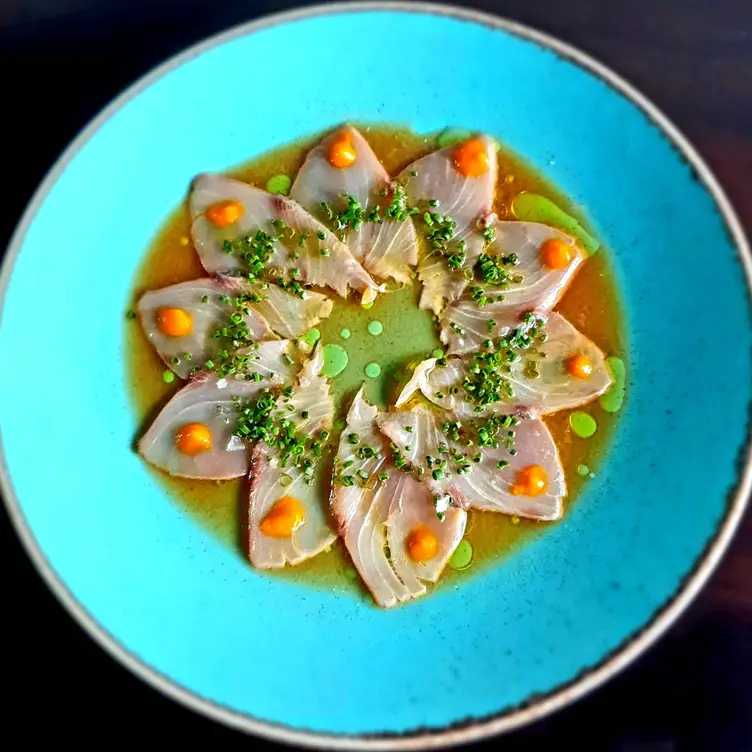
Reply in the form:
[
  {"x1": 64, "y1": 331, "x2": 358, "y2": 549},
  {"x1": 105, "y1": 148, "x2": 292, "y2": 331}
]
[{"x1": 1, "y1": 0, "x2": 750, "y2": 748}]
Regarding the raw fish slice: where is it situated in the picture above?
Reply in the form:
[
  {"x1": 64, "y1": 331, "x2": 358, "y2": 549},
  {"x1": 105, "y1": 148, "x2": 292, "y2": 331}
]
[
  {"x1": 139, "y1": 342, "x2": 296, "y2": 479},
  {"x1": 385, "y1": 472, "x2": 466, "y2": 588},
  {"x1": 137, "y1": 278, "x2": 276, "y2": 379},
  {"x1": 190, "y1": 174, "x2": 380, "y2": 303},
  {"x1": 441, "y1": 222, "x2": 584, "y2": 354},
  {"x1": 378, "y1": 405, "x2": 565, "y2": 520},
  {"x1": 398, "y1": 135, "x2": 498, "y2": 313},
  {"x1": 248, "y1": 348, "x2": 337, "y2": 568},
  {"x1": 398, "y1": 313, "x2": 613, "y2": 416},
  {"x1": 291, "y1": 126, "x2": 419, "y2": 285},
  {"x1": 332, "y1": 388, "x2": 465, "y2": 607},
  {"x1": 249, "y1": 283, "x2": 333, "y2": 340}
]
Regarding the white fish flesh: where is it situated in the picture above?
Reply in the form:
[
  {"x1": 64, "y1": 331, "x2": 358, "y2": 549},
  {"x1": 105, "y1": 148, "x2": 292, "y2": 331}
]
[
  {"x1": 441, "y1": 222, "x2": 584, "y2": 354},
  {"x1": 137, "y1": 278, "x2": 276, "y2": 379},
  {"x1": 332, "y1": 388, "x2": 466, "y2": 607},
  {"x1": 290, "y1": 125, "x2": 419, "y2": 285},
  {"x1": 398, "y1": 135, "x2": 498, "y2": 314},
  {"x1": 378, "y1": 404, "x2": 565, "y2": 520},
  {"x1": 190, "y1": 174, "x2": 381, "y2": 303},
  {"x1": 139, "y1": 342, "x2": 296, "y2": 479},
  {"x1": 247, "y1": 348, "x2": 337, "y2": 568},
  {"x1": 397, "y1": 312, "x2": 613, "y2": 416}
]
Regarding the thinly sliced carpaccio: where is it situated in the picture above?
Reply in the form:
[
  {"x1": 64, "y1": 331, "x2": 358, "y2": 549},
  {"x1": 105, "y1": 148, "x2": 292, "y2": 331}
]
[
  {"x1": 138, "y1": 278, "x2": 277, "y2": 379},
  {"x1": 378, "y1": 404, "x2": 565, "y2": 520},
  {"x1": 332, "y1": 388, "x2": 466, "y2": 607},
  {"x1": 190, "y1": 174, "x2": 381, "y2": 303},
  {"x1": 291, "y1": 126, "x2": 419, "y2": 285},
  {"x1": 398, "y1": 135, "x2": 498, "y2": 314},
  {"x1": 398, "y1": 313, "x2": 612, "y2": 416},
  {"x1": 248, "y1": 349, "x2": 337, "y2": 569},
  {"x1": 139, "y1": 343, "x2": 297, "y2": 479},
  {"x1": 441, "y1": 222, "x2": 584, "y2": 354},
  {"x1": 248, "y1": 282, "x2": 333, "y2": 340}
]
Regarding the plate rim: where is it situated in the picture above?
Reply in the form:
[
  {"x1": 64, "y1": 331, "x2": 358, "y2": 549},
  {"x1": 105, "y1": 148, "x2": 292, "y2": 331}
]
[{"x1": 1, "y1": 2, "x2": 750, "y2": 748}]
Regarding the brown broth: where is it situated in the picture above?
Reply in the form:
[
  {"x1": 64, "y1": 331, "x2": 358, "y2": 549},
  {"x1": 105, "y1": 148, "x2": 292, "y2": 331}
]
[{"x1": 125, "y1": 126, "x2": 625, "y2": 598}]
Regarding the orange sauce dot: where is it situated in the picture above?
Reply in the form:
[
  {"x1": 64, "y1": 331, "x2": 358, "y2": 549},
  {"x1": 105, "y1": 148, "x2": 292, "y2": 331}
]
[
  {"x1": 453, "y1": 137, "x2": 490, "y2": 177},
  {"x1": 174, "y1": 423, "x2": 212, "y2": 456},
  {"x1": 567, "y1": 354, "x2": 593, "y2": 379},
  {"x1": 260, "y1": 496, "x2": 306, "y2": 538},
  {"x1": 156, "y1": 307, "x2": 193, "y2": 337},
  {"x1": 328, "y1": 131, "x2": 357, "y2": 169},
  {"x1": 540, "y1": 238, "x2": 573, "y2": 269},
  {"x1": 406, "y1": 525, "x2": 439, "y2": 562},
  {"x1": 510, "y1": 465, "x2": 548, "y2": 497},
  {"x1": 205, "y1": 199, "x2": 244, "y2": 227}
]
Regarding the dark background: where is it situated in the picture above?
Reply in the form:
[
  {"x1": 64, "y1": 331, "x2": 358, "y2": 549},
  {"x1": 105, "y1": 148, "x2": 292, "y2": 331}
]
[{"x1": 1, "y1": 1, "x2": 751, "y2": 749}]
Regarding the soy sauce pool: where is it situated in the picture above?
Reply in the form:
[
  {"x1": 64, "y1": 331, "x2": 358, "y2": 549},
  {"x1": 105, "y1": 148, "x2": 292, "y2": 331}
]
[{"x1": 125, "y1": 125, "x2": 626, "y2": 597}]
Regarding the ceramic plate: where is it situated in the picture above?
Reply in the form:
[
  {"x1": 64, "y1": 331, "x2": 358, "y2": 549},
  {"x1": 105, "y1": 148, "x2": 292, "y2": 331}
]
[{"x1": 1, "y1": 3, "x2": 750, "y2": 747}]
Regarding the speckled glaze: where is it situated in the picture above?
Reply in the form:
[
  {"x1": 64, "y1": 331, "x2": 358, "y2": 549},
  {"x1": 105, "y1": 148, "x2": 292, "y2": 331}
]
[{"x1": 1, "y1": 3, "x2": 750, "y2": 748}]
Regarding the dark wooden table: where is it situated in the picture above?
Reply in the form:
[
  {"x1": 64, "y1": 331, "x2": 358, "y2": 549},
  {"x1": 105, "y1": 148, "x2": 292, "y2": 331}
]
[{"x1": 1, "y1": 1, "x2": 750, "y2": 748}]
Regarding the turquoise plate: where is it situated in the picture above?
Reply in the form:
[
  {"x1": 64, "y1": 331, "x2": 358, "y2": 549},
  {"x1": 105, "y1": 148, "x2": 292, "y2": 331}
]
[{"x1": 1, "y1": 3, "x2": 751, "y2": 747}]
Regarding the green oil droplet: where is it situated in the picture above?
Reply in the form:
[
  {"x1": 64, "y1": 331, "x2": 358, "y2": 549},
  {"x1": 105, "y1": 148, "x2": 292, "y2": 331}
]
[
  {"x1": 299, "y1": 327, "x2": 321, "y2": 347},
  {"x1": 365, "y1": 362, "x2": 382, "y2": 378},
  {"x1": 512, "y1": 193, "x2": 600, "y2": 255},
  {"x1": 577, "y1": 463, "x2": 590, "y2": 477},
  {"x1": 339, "y1": 328, "x2": 351, "y2": 340},
  {"x1": 600, "y1": 356, "x2": 626, "y2": 414},
  {"x1": 431, "y1": 348, "x2": 444, "y2": 358},
  {"x1": 449, "y1": 539, "x2": 473, "y2": 570},
  {"x1": 265, "y1": 174, "x2": 291, "y2": 195},
  {"x1": 367, "y1": 320, "x2": 383, "y2": 336},
  {"x1": 437, "y1": 127, "x2": 472, "y2": 148},
  {"x1": 162, "y1": 369, "x2": 175, "y2": 384},
  {"x1": 570, "y1": 411, "x2": 597, "y2": 438},
  {"x1": 321, "y1": 344, "x2": 349, "y2": 378}
]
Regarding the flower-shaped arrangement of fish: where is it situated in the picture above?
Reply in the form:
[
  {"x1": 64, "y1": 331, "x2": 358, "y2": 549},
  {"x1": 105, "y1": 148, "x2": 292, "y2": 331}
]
[
  {"x1": 247, "y1": 348, "x2": 337, "y2": 569},
  {"x1": 134, "y1": 127, "x2": 619, "y2": 607},
  {"x1": 139, "y1": 341, "x2": 298, "y2": 479},
  {"x1": 332, "y1": 388, "x2": 466, "y2": 608},
  {"x1": 291, "y1": 126, "x2": 419, "y2": 286}
]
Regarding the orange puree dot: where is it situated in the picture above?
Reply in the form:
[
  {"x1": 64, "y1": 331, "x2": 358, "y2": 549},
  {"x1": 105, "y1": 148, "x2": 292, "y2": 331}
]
[
  {"x1": 261, "y1": 496, "x2": 306, "y2": 538},
  {"x1": 174, "y1": 423, "x2": 212, "y2": 456},
  {"x1": 567, "y1": 354, "x2": 593, "y2": 379},
  {"x1": 156, "y1": 307, "x2": 193, "y2": 337},
  {"x1": 406, "y1": 525, "x2": 439, "y2": 562},
  {"x1": 328, "y1": 131, "x2": 357, "y2": 169},
  {"x1": 453, "y1": 137, "x2": 489, "y2": 177},
  {"x1": 205, "y1": 199, "x2": 244, "y2": 227},
  {"x1": 540, "y1": 238, "x2": 573, "y2": 269},
  {"x1": 510, "y1": 465, "x2": 548, "y2": 497}
]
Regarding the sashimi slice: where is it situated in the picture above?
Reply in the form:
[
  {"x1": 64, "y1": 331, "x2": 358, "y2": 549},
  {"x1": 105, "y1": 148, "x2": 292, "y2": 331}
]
[
  {"x1": 441, "y1": 222, "x2": 584, "y2": 353},
  {"x1": 397, "y1": 313, "x2": 613, "y2": 416},
  {"x1": 332, "y1": 388, "x2": 465, "y2": 607},
  {"x1": 248, "y1": 348, "x2": 337, "y2": 568},
  {"x1": 248, "y1": 282, "x2": 333, "y2": 340},
  {"x1": 398, "y1": 135, "x2": 498, "y2": 313},
  {"x1": 378, "y1": 405, "x2": 565, "y2": 520},
  {"x1": 139, "y1": 342, "x2": 297, "y2": 479},
  {"x1": 291, "y1": 126, "x2": 419, "y2": 285},
  {"x1": 190, "y1": 174, "x2": 380, "y2": 303},
  {"x1": 137, "y1": 278, "x2": 276, "y2": 379}
]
